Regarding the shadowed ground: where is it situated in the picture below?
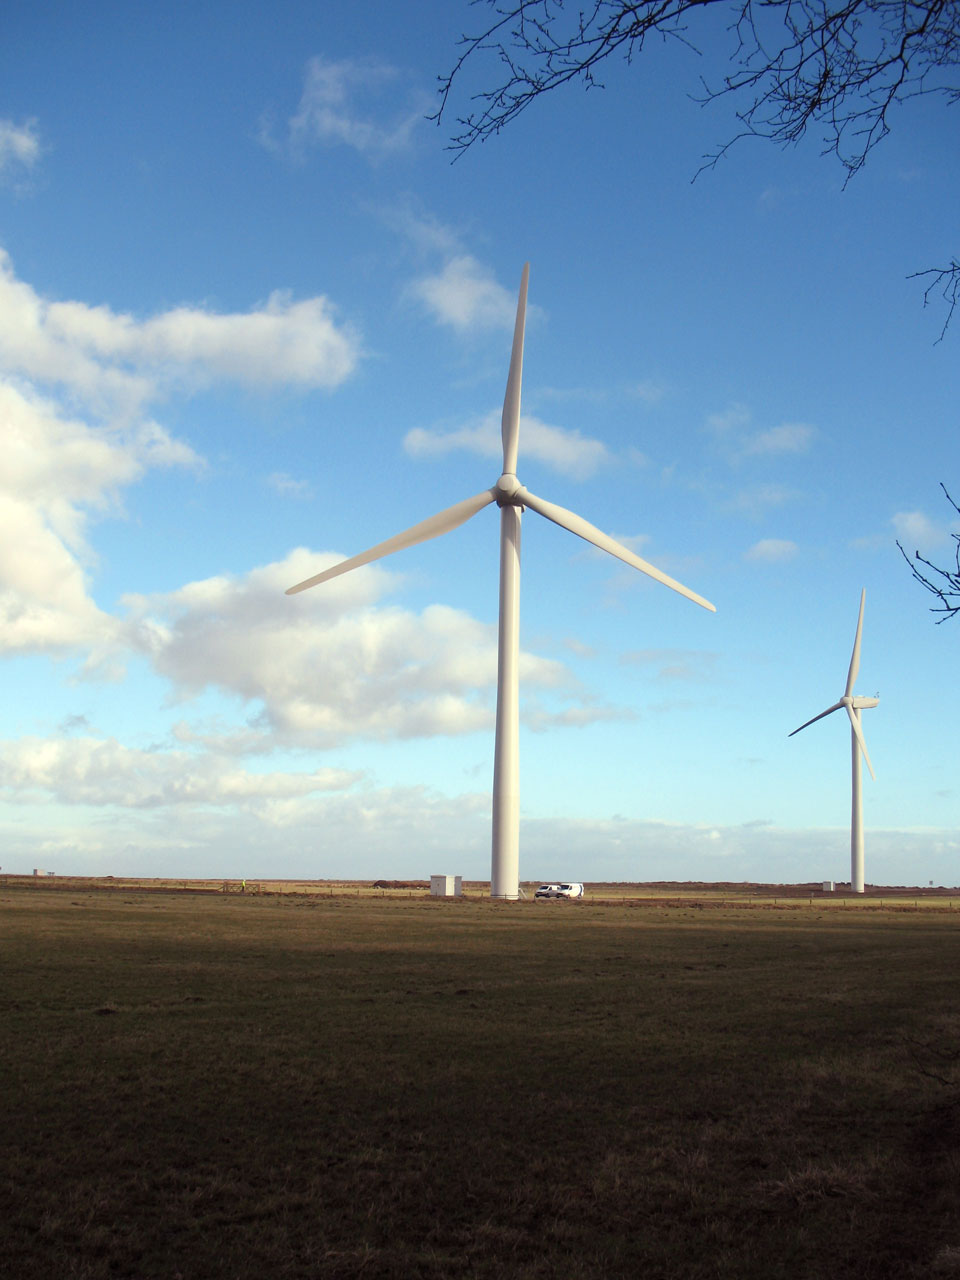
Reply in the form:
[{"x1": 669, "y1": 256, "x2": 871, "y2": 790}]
[{"x1": 2, "y1": 886, "x2": 959, "y2": 1278}]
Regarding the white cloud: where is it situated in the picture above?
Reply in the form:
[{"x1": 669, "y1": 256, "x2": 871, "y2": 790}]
[
  {"x1": 891, "y1": 509, "x2": 955, "y2": 553},
  {"x1": 3, "y1": 790, "x2": 955, "y2": 885},
  {"x1": 121, "y1": 550, "x2": 581, "y2": 748},
  {"x1": 705, "y1": 404, "x2": 817, "y2": 462},
  {"x1": 0, "y1": 118, "x2": 40, "y2": 185},
  {"x1": 0, "y1": 782, "x2": 494, "y2": 879},
  {"x1": 404, "y1": 418, "x2": 500, "y2": 463},
  {"x1": 521, "y1": 419, "x2": 611, "y2": 477},
  {"x1": 706, "y1": 404, "x2": 751, "y2": 436},
  {"x1": 405, "y1": 410, "x2": 611, "y2": 478},
  {"x1": 524, "y1": 701, "x2": 631, "y2": 732},
  {"x1": 0, "y1": 251, "x2": 360, "y2": 655},
  {"x1": 0, "y1": 252, "x2": 360, "y2": 400},
  {"x1": 729, "y1": 485, "x2": 799, "y2": 517},
  {"x1": 743, "y1": 423, "x2": 815, "y2": 455},
  {"x1": 0, "y1": 492, "x2": 116, "y2": 653},
  {"x1": 563, "y1": 637, "x2": 597, "y2": 659},
  {"x1": 0, "y1": 735, "x2": 361, "y2": 810},
  {"x1": 267, "y1": 472, "x2": 313, "y2": 499},
  {"x1": 0, "y1": 380, "x2": 198, "y2": 654},
  {"x1": 744, "y1": 538, "x2": 799, "y2": 562},
  {"x1": 388, "y1": 210, "x2": 538, "y2": 348},
  {"x1": 268, "y1": 55, "x2": 428, "y2": 158},
  {"x1": 408, "y1": 256, "x2": 518, "y2": 331},
  {"x1": 125, "y1": 294, "x2": 355, "y2": 388},
  {"x1": 4, "y1": 380, "x2": 196, "y2": 536},
  {"x1": 630, "y1": 380, "x2": 668, "y2": 405},
  {"x1": 604, "y1": 532, "x2": 652, "y2": 556},
  {"x1": 379, "y1": 202, "x2": 463, "y2": 257}
]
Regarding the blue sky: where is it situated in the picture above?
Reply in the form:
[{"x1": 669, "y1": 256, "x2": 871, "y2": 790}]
[{"x1": 1, "y1": 1, "x2": 957, "y2": 886}]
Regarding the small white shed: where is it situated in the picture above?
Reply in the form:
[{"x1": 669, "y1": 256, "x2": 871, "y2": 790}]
[
  {"x1": 430, "y1": 874, "x2": 462, "y2": 897},
  {"x1": 822, "y1": 880, "x2": 835, "y2": 892}
]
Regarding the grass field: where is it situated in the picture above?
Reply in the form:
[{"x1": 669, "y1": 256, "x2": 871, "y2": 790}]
[{"x1": 3, "y1": 883, "x2": 960, "y2": 1278}]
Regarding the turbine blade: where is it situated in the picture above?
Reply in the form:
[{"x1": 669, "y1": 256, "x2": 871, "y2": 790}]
[
  {"x1": 846, "y1": 704, "x2": 877, "y2": 780},
  {"x1": 845, "y1": 588, "x2": 866, "y2": 697},
  {"x1": 501, "y1": 263, "x2": 529, "y2": 476},
  {"x1": 788, "y1": 701, "x2": 845, "y2": 736},
  {"x1": 285, "y1": 489, "x2": 497, "y2": 595},
  {"x1": 519, "y1": 487, "x2": 716, "y2": 612}
]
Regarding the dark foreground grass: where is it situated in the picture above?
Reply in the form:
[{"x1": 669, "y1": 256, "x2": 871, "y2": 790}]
[{"x1": 3, "y1": 889, "x2": 960, "y2": 1279}]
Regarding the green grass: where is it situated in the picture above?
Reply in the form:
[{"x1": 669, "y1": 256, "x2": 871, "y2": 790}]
[{"x1": 3, "y1": 888, "x2": 960, "y2": 1278}]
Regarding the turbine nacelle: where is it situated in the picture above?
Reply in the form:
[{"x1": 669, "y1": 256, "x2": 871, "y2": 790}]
[
  {"x1": 789, "y1": 588, "x2": 878, "y2": 780},
  {"x1": 788, "y1": 588, "x2": 881, "y2": 896}
]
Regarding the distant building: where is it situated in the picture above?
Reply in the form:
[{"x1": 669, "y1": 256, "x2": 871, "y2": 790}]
[{"x1": 430, "y1": 875, "x2": 462, "y2": 897}]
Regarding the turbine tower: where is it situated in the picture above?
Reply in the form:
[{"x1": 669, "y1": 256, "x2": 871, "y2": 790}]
[
  {"x1": 789, "y1": 589, "x2": 879, "y2": 894},
  {"x1": 286, "y1": 265, "x2": 716, "y2": 898}
]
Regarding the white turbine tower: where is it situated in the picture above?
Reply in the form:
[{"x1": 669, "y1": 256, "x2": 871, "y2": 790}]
[
  {"x1": 789, "y1": 588, "x2": 879, "y2": 894},
  {"x1": 286, "y1": 265, "x2": 716, "y2": 898}
]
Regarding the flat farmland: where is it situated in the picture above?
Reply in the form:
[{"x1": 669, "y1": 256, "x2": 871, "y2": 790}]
[{"x1": 2, "y1": 886, "x2": 959, "y2": 1278}]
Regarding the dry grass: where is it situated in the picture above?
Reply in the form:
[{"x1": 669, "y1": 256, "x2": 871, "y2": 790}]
[
  {"x1": 2, "y1": 886, "x2": 960, "y2": 1277},
  {"x1": 7, "y1": 872, "x2": 959, "y2": 908}
]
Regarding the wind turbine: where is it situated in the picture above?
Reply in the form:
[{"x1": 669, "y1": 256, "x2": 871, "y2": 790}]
[
  {"x1": 286, "y1": 264, "x2": 716, "y2": 898},
  {"x1": 789, "y1": 588, "x2": 879, "y2": 894}
]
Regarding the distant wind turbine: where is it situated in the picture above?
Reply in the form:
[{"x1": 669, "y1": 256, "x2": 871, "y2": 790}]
[
  {"x1": 286, "y1": 265, "x2": 716, "y2": 898},
  {"x1": 789, "y1": 588, "x2": 879, "y2": 894}
]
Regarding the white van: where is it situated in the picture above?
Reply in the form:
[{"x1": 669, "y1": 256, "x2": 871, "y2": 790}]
[{"x1": 534, "y1": 882, "x2": 584, "y2": 899}]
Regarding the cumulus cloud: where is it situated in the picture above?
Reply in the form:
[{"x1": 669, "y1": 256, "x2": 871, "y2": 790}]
[
  {"x1": 0, "y1": 735, "x2": 361, "y2": 809},
  {"x1": 0, "y1": 494, "x2": 115, "y2": 653},
  {"x1": 0, "y1": 380, "x2": 199, "y2": 654},
  {"x1": 408, "y1": 256, "x2": 518, "y2": 331},
  {"x1": 120, "y1": 550, "x2": 589, "y2": 748},
  {"x1": 4, "y1": 380, "x2": 196, "y2": 536},
  {"x1": 0, "y1": 118, "x2": 40, "y2": 185},
  {"x1": 0, "y1": 250, "x2": 360, "y2": 655},
  {"x1": 0, "y1": 251, "x2": 359, "y2": 402},
  {"x1": 404, "y1": 410, "x2": 611, "y2": 478},
  {"x1": 387, "y1": 207, "x2": 540, "y2": 345},
  {"x1": 265, "y1": 55, "x2": 428, "y2": 158},
  {"x1": 744, "y1": 538, "x2": 799, "y2": 562}
]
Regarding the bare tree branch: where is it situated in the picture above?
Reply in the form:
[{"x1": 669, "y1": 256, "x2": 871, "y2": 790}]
[
  {"x1": 910, "y1": 260, "x2": 960, "y2": 341},
  {"x1": 896, "y1": 484, "x2": 960, "y2": 622},
  {"x1": 434, "y1": 1, "x2": 959, "y2": 327},
  {"x1": 435, "y1": 1, "x2": 960, "y2": 171}
]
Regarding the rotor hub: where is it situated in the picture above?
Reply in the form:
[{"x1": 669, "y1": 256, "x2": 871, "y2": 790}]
[{"x1": 495, "y1": 473, "x2": 522, "y2": 506}]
